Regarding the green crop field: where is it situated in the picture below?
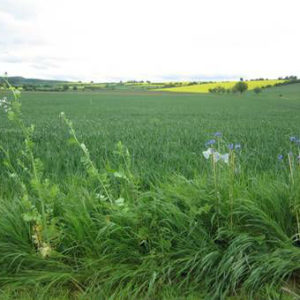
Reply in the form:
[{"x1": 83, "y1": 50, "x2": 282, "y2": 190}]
[
  {"x1": 0, "y1": 83, "x2": 299, "y2": 299},
  {"x1": 157, "y1": 79, "x2": 286, "y2": 93}
]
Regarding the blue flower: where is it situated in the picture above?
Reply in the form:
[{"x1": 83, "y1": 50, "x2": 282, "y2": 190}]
[
  {"x1": 214, "y1": 132, "x2": 222, "y2": 137},
  {"x1": 290, "y1": 136, "x2": 297, "y2": 142},
  {"x1": 228, "y1": 144, "x2": 234, "y2": 150},
  {"x1": 278, "y1": 154, "x2": 283, "y2": 160},
  {"x1": 235, "y1": 144, "x2": 241, "y2": 150},
  {"x1": 205, "y1": 139, "x2": 216, "y2": 147}
]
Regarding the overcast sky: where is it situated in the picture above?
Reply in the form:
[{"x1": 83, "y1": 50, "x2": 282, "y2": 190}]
[{"x1": 0, "y1": 0, "x2": 299, "y2": 82}]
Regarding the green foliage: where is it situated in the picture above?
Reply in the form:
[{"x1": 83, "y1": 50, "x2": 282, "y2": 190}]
[
  {"x1": 62, "y1": 85, "x2": 69, "y2": 91},
  {"x1": 233, "y1": 81, "x2": 248, "y2": 94},
  {"x1": 208, "y1": 86, "x2": 227, "y2": 94},
  {"x1": 253, "y1": 87, "x2": 262, "y2": 94}
]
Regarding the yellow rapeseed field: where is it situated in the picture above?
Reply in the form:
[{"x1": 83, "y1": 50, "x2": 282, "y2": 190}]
[{"x1": 157, "y1": 80, "x2": 286, "y2": 93}]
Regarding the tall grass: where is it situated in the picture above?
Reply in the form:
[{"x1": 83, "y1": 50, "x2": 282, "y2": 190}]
[{"x1": 0, "y1": 82, "x2": 299, "y2": 299}]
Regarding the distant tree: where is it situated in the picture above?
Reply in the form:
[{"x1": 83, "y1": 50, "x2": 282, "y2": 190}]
[
  {"x1": 253, "y1": 87, "x2": 262, "y2": 94},
  {"x1": 240, "y1": 77, "x2": 244, "y2": 82},
  {"x1": 208, "y1": 86, "x2": 226, "y2": 94},
  {"x1": 73, "y1": 86, "x2": 77, "y2": 90},
  {"x1": 23, "y1": 84, "x2": 29, "y2": 91},
  {"x1": 233, "y1": 81, "x2": 248, "y2": 94},
  {"x1": 62, "y1": 84, "x2": 69, "y2": 91},
  {"x1": 23, "y1": 84, "x2": 36, "y2": 91}
]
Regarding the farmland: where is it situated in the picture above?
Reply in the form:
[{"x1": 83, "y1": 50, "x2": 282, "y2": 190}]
[
  {"x1": 0, "y1": 83, "x2": 300, "y2": 299},
  {"x1": 157, "y1": 79, "x2": 287, "y2": 93}
]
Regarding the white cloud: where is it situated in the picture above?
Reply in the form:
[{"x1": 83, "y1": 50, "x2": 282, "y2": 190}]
[{"x1": 0, "y1": 0, "x2": 299, "y2": 81}]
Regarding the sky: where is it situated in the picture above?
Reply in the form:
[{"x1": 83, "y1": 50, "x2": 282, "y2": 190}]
[{"x1": 0, "y1": 0, "x2": 299, "y2": 82}]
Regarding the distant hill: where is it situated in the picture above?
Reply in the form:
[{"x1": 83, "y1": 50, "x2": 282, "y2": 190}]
[{"x1": 0, "y1": 76, "x2": 69, "y2": 86}]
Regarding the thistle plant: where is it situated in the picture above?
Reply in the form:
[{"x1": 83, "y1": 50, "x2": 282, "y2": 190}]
[
  {"x1": 0, "y1": 77, "x2": 60, "y2": 258},
  {"x1": 60, "y1": 111, "x2": 113, "y2": 204}
]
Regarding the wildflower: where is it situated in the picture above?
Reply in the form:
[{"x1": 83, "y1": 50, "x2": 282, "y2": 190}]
[
  {"x1": 205, "y1": 139, "x2": 216, "y2": 147},
  {"x1": 0, "y1": 97, "x2": 9, "y2": 113},
  {"x1": 0, "y1": 97, "x2": 8, "y2": 106},
  {"x1": 235, "y1": 144, "x2": 241, "y2": 150},
  {"x1": 214, "y1": 132, "x2": 222, "y2": 137},
  {"x1": 297, "y1": 155, "x2": 300, "y2": 161},
  {"x1": 290, "y1": 136, "x2": 297, "y2": 142},
  {"x1": 212, "y1": 151, "x2": 220, "y2": 162},
  {"x1": 39, "y1": 242, "x2": 52, "y2": 258},
  {"x1": 278, "y1": 154, "x2": 283, "y2": 160},
  {"x1": 203, "y1": 148, "x2": 229, "y2": 164},
  {"x1": 228, "y1": 143, "x2": 241, "y2": 151},
  {"x1": 220, "y1": 153, "x2": 229, "y2": 164},
  {"x1": 96, "y1": 193, "x2": 106, "y2": 200},
  {"x1": 203, "y1": 148, "x2": 214, "y2": 159}
]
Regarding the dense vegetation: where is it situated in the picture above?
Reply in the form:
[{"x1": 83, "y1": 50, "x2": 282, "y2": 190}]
[{"x1": 0, "y1": 83, "x2": 299, "y2": 299}]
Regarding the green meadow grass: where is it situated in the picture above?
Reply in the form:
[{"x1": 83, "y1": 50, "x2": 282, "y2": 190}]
[{"x1": 0, "y1": 84, "x2": 299, "y2": 299}]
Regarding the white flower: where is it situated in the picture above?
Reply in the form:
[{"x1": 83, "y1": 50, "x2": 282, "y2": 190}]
[
  {"x1": 96, "y1": 193, "x2": 106, "y2": 200},
  {"x1": 202, "y1": 148, "x2": 229, "y2": 164},
  {"x1": 212, "y1": 151, "x2": 221, "y2": 162},
  {"x1": 202, "y1": 148, "x2": 214, "y2": 159},
  {"x1": 0, "y1": 97, "x2": 10, "y2": 113},
  {"x1": 220, "y1": 153, "x2": 229, "y2": 164},
  {"x1": 39, "y1": 242, "x2": 52, "y2": 258}
]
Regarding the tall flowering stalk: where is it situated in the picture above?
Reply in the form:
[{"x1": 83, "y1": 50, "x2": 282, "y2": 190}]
[
  {"x1": 0, "y1": 76, "x2": 57, "y2": 258},
  {"x1": 60, "y1": 112, "x2": 113, "y2": 204},
  {"x1": 203, "y1": 133, "x2": 229, "y2": 227}
]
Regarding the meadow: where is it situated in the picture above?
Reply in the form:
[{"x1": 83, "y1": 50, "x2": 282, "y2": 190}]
[
  {"x1": 157, "y1": 79, "x2": 286, "y2": 93},
  {"x1": 0, "y1": 83, "x2": 299, "y2": 299}
]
